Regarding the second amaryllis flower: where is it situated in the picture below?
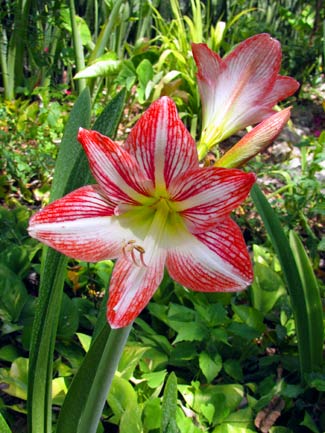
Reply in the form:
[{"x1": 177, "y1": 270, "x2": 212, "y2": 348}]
[
  {"x1": 192, "y1": 33, "x2": 300, "y2": 159},
  {"x1": 28, "y1": 97, "x2": 255, "y2": 328}
]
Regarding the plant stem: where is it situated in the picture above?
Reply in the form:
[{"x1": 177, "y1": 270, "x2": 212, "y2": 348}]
[
  {"x1": 69, "y1": 0, "x2": 86, "y2": 93},
  {"x1": 78, "y1": 325, "x2": 132, "y2": 433}
]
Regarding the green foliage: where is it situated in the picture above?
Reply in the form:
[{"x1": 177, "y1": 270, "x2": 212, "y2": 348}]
[{"x1": 0, "y1": 2, "x2": 324, "y2": 432}]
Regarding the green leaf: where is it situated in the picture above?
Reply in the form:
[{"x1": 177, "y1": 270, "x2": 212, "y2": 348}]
[
  {"x1": 74, "y1": 53, "x2": 120, "y2": 79},
  {"x1": 28, "y1": 88, "x2": 92, "y2": 433},
  {"x1": 0, "y1": 345, "x2": 19, "y2": 362},
  {"x1": 0, "y1": 412, "x2": 12, "y2": 433},
  {"x1": 56, "y1": 324, "x2": 110, "y2": 433},
  {"x1": 0, "y1": 263, "x2": 28, "y2": 323},
  {"x1": 250, "y1": 262, "x2": 286, "y2": 314},
  {"x1": 76, "y1": 333, "x2": 92, "y2": 352},
  {"x1": 115, "y1": 60, "x2": 137, "y2": 91},
  {"x1": 142, "y1": 370, "x2": 167, "y2": 388},
  {"x1": 213, "y1": 426, "x2": 256, "y2": 433},
  {"x1": 107, "y1": 375, "x2": 138, "y2": 420},
  {"x1": 0, "y1": 245, "x2": 31, "y2": 277},
  {"x1": 300, "y1": 411, "x2": 320, "y2": 433},
  {"x1": 199, "y1": 352, "x2": 222, "y2": 383},
  {"x1": 223, "y1": 359, "x2": 244, "y2": 382},
  {"x1": 0, "y1": 357, "x2": 28, "y2": 400},
  {"x1": 92, "y1": 87, "x2": 126, "y2": 137},
  {"x1": 231, "y1": 304, "x2": 265, "y2": 333},
  {"x1": 119, "y1": 399, "x2": 142, "y2": 433},
  {"x1": 161, "y1": 372, "x2": 180, "y2": 433},
  {"x1": 136, "y1": 58, "x2": 154, "y2": 87},
  {"x1": 118, "y1": 344, "x2": 149, "y2": 380},
  {"x1": 251, "y1": 184, "x2": 322, "y2": 379},
  {"x1": 289, "y1": 230, "x2": 324, "y2": 373},
  {"x1": 179, "y1": 382, "x2": 244, "y2": 425},
  {"x1": 52, "y1": 377, "x2": 68, "y2": 406},
  {"x1": 55, "y1": 90, "x2": 127, "y2": 433},
  {"x1": 143, "y1": 398, "x2": 162, "y2": 430},
  {"x1": 57, "y1": 293, "x2": 79, "y2": 339}
]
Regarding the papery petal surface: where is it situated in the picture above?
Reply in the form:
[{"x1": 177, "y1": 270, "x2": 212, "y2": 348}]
[
  {"x1": 28, "y1": 185, "x2": 128, "y2": 262},
  {"x1": 107, "y1": 252, "x2": 166, "y2": 328},
  {"x1": 193, "y1": 34, "x2": 298, "y2": 146},
  {"x1": 263, "y1": 76, "x2": 299, "y2": 107},
  {"x1": 124, "y1": 97, "x2": 198, "y2": 191},
  {"x1": 78, "y1": 128, "x2": 153, "y2": 204},
  {"x1": 166, "y1": 218, "x2": 253, "y2": 291},
  {"x1": 169, "y1": 167, "x2": 255, "y2": 233}
]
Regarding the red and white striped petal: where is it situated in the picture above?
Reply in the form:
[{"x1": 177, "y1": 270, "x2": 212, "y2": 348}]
[
  {"x1": 216, "y1": 108, "x2": 292, "y2": 168},
  {"x1": 166, "y1": 218, "x2": 253, "y2": 292},
  {"x1": 78, "y1": 128, "x2": 153, "y2": 205},
  {"x1": 263, "y1": 75, "x2": 299, "y2": 107},
  {"x1": 193, "y1": 34, "x2": 298, "y2": 144},
  {"x1": 107, "y1": 252, "x2": 166, "y2": 328},
  {"x1": 124, "y1": 97, "x2": 198, "y2": 191},
  {"x1": 28, "y1": 185, "x2": 127, "y2": 262},
  {"x1": 169, "y1": 167, "x2": 255, "y2": 233}
]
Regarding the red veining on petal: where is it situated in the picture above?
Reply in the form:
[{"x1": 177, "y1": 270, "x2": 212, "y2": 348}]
[
  {"x1": 28, "y1": 185, "x2": 124, "y2": 262},
  {"x1": 166, "y1": 218, "x2": 253, "y2": 292},
  {"x1": 196, "y1": 219, "x2": 253, "y2": 282},
  {"x1": 169, "y1": 168, "x2": 255, "y2": 232},
  {"x1": 124, "y1": 97, "x2": 198, "y2": 189},
  {"x1": 29, "y1": 185, "x2": 114, "y2": 225},
  {"x1": 78, "y1": 128, "x2": 152, "y2": 203},
  {"x1": 107, "y1": 254, "x2": 166, "y2": 328}
]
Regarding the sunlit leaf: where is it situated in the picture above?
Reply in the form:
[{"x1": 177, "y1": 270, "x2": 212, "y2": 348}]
[
  {"x1": 74, "y1": 53, "x2": 120, "y2": 79},
  {"x1": 199, "y1": 352, "x2": 222, "y2": 383}
]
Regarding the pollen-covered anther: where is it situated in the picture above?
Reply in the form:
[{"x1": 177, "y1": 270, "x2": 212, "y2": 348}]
[{"x1": 122, "y1": 240, "x2": 147, "y2": 267}]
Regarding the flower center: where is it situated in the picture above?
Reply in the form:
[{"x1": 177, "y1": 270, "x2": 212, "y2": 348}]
[{"x1": 121, "y1": 196, "x2": 179, "y2": 267}]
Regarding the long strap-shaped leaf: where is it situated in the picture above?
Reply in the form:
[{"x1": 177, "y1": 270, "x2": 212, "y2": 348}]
[
  {"x1": 251, "y1": 184, "x2": 323, "y2": 379},
  {"x1": 28, "y1": 88, "x2": 92, "y2": 433},
  {"x1": 289, "y1": 230, "x2": 324, "y2": 372},
  {"x1": 27, "y1": 88, "x2": 126, "y2": 433},
  {"x1": 57, "y1": 91, "x2": 130, "y2": 433}
]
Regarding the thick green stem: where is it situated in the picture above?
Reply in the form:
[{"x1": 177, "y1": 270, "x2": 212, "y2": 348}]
[
  {"x1": 78, "y1": 325, "x2": 132, "y2": 433},
  {"x1": 89, "y1": 0, "x2": 124, "y2": 62},
  {"x1": 69, "y1": 0, "x2": 86, "y2": 93},
  {"x1": 0, "y1": 26, "x2": 12, "y2": 100}
]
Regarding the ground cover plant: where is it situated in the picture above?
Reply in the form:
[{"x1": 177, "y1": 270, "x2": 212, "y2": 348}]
[{"x1": 0, "y1": 1, "x2": 324, "y2": 433}]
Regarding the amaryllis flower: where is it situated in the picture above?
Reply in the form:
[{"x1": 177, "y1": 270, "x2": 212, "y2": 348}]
[
  {"x1": 192, "y1": 34, "x2": 299, "y2": 158},
  {"x1": 28, "y1": 97, "x2": 255, "y2": 328}
]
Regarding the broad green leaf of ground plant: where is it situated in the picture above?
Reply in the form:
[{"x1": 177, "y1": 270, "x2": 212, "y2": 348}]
[
  {"x1": 0, "y1": 412, "x2": 12, "y2": 433},
  {"x1": 199, "y1": 351, "x2": 222, "y2": 383},
  {"x1": 0, "y1": 357, "x2": 28, "y2": 400},
  {"x1": 0, "y1": 264, "x2": 28, "y2": 323},
  {"x1": 250, "y1": 262, "x2": 286, "y2": 314},
  {"x1": 178, "y1": 382, "x2": 244, "y2": 427},
  {"x1": 107, "y1": 375, "x2": 140, "y2": 426}
]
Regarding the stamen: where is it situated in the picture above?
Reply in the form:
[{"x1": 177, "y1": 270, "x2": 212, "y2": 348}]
[{"x1": 122, "y1": 240, "x2": 147, "y2": 267}]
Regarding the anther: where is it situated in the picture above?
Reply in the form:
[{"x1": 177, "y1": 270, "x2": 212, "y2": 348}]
[{"x1": 122, "y1": 240, "x2": 147, "y2": 267}]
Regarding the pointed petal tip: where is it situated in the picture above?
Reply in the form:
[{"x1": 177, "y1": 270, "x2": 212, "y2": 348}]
[{"x1": 77, "y1": 126, "x2": 91, "y2": 143}]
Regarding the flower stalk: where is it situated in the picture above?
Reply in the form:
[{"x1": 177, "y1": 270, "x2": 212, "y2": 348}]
[{"x1": 78, "y1": 325, "x2": 132, "y2": 433}]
